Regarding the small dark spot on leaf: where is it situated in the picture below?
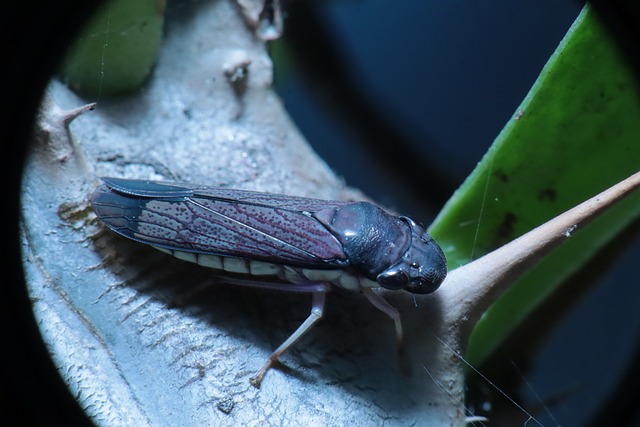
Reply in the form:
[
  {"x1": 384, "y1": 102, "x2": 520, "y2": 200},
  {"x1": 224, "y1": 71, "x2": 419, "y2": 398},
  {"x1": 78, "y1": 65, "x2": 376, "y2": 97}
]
[
  {"x1": 196, "y1": 363, "x2": 206, "y2": 378},
  {"x1": 217, "y1": 397, "x2": 235, "y2": 415},
  {"x1": 492, "y1": 212, "x2": 518, "y2": 248},
  {"x1": 493, "y1": 171, "x2": 509, "y2": 183},
  {"x1": 538, "y1": 188, "x2": 557, "y2": 202}
]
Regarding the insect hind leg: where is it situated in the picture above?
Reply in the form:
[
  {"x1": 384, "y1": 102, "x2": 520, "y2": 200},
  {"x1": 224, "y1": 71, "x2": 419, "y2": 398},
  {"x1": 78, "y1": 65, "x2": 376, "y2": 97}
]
[
  {"x1": 361, "y1": 288, "x2": 403, "y2": 347},
  {"x1": 250, "y1": 291, "x2": 327, "y2": 388}
]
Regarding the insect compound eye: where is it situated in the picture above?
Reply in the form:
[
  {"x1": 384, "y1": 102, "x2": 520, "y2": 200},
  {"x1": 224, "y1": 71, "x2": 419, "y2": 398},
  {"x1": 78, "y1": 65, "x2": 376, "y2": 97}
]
[{"x1": 377, "y1": 269, "x2": 409, "y2": 290}]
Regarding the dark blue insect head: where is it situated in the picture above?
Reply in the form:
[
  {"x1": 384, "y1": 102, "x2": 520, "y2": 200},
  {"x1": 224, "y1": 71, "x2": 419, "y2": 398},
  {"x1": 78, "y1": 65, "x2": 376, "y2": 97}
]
[{"x1": 376, "y1": 217, "x2": 447, "y2": 294}]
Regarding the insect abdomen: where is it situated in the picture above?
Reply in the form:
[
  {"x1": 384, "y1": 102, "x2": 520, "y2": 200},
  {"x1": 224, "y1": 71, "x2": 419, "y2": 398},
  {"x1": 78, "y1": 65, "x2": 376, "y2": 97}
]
[{"x1": 155, "y1": 246, "x2": 376, "y2": 290}]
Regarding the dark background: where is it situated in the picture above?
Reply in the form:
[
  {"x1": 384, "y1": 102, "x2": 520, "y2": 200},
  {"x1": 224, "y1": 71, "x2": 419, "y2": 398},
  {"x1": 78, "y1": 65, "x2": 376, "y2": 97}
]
[
  {"x1": 275, "y1": 0, "x2": 584, "y2": 217},
  {"x1": 2, "y1": 0, "x2": 639, "y2": 425}
]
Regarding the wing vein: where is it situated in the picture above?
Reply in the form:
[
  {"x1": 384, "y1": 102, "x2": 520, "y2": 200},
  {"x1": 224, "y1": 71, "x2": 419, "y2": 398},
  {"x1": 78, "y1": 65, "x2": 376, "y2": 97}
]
[{"x1": 186, "y1": 197, "x2": 322, "y2": 261}]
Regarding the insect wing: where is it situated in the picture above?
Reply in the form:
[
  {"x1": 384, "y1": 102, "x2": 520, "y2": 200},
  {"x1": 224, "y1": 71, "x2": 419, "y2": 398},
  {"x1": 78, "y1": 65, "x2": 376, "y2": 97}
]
[
  {"x1": 101, "y1": 177, "x2": 351, "y2": 211},
  {"x1": 91, "y1": 178, "x2": 350, "y2": 267},
  {"x1": 191, "y1": 186, "x2": 351, "y2": 212}
]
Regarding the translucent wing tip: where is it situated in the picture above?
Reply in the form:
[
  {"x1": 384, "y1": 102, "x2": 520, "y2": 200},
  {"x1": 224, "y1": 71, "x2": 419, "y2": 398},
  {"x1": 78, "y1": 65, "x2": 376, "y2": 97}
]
[{"x1": 100, "y1": 177, "x2": 192, "y2": 198}]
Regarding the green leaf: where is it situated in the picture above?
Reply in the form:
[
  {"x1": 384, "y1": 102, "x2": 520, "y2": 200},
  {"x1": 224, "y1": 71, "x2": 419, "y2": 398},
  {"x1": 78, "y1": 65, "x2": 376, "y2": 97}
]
[
  {"x1": 60, "y1": 0, "x2": 165, "y2": 98},
  {"x1": 428, "y1": 4, "x2": 640, "y2": 366}
]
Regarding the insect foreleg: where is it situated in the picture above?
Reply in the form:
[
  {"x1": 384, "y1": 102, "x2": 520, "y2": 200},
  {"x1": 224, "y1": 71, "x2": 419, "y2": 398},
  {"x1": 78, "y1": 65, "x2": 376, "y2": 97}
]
[
  {"x1": 361, "y1": 288, "x2": 403, "y2": 348},
  {"x1": 250, "y1": 291, "x2": 327, "y2": 388}
]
